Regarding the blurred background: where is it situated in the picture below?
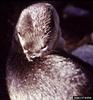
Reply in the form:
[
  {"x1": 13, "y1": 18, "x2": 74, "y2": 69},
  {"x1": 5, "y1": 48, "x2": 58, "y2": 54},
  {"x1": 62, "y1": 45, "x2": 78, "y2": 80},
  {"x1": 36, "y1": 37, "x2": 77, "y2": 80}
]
[{"x1": 0, "y1": 1, "x2": 93, "y2": 100}]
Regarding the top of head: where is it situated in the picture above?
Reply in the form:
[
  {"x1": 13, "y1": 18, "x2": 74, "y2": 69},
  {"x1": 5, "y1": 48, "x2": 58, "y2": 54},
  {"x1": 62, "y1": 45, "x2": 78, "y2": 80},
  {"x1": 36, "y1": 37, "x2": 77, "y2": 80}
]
[
  {"x1": 16, "y1": 3, "x2": 60, "y2": 61},
  {"x1": 16, "y1": 3, "x2": 60, "y2": 35}
]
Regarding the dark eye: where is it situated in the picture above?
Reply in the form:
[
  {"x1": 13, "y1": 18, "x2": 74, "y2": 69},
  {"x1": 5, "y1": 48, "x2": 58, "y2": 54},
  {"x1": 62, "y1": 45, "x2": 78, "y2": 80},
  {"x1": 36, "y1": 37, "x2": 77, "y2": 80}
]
[
  {"x1": 40, "y1": 40, "x2": 49, "y2": 49},
  {"x1": 41, "y1": 45, "x2": 47, "y2": 49},
  {"x1": 18, "y1": 32, "x2": 21, "y2": 36},
  {"x1": 41, "y1": 46, "x2": 45, "y2": 49}
]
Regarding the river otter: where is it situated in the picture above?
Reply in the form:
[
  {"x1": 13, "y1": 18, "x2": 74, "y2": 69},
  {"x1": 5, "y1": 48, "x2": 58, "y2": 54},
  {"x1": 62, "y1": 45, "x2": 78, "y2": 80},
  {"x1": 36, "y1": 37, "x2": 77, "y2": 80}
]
[
  {"x1": 6, "y1": 34, "x2": 93, "y2": 100},
  {"x1": 16, "y1": 3, "x2": 64, "y2": 61},
  {"x1": 6, "y1": 2, "x2": 93, "y2": 100}
]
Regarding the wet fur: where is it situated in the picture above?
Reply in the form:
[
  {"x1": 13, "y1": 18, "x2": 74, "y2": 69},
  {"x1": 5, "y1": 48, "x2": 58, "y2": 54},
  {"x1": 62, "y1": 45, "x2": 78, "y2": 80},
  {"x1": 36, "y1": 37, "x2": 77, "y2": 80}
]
[
  {"x1": 16, "y1": 3, "x2": 64, "y2": 61},
  {"x1": 6, "y1": 29, "x2": 93, "y2": 100},
  {"x1": 6, "y1": 3, "x2": 93, "y2": 100}
]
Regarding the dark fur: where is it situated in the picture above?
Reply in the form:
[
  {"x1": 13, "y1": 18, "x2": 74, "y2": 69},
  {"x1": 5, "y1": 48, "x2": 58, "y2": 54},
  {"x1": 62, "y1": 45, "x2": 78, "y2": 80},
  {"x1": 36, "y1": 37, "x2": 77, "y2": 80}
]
[
  {"x1": 6, "y1": 29, "x2": 93, "y2": 100},
  {"x1": 16, "y1": 3, "x2": 63, "y2": 61},
  {"x1": 6, "y1": 3, "x2": 93, "y2": 100}
]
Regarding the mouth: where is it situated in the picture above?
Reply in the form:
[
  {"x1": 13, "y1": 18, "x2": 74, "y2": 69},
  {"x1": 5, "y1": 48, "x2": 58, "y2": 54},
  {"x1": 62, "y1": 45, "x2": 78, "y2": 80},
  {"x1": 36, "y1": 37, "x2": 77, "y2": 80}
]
[{"x1": 25, "y1": 53, "x2": 41, "y2": 62}]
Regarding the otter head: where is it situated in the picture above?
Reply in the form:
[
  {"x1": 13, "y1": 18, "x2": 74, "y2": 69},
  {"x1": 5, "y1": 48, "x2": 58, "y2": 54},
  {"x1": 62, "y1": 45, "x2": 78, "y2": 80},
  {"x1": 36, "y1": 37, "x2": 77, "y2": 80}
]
[{"x1": 16, "y1": 3, "x2": 61, "y2": 61}]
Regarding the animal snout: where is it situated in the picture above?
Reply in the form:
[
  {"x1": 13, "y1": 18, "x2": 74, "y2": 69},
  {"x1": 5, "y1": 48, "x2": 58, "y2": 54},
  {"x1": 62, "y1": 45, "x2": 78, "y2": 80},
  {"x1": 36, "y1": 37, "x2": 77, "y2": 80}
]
[{"x1": 31, "y1": 53, "x2": 42, "y2": 59}]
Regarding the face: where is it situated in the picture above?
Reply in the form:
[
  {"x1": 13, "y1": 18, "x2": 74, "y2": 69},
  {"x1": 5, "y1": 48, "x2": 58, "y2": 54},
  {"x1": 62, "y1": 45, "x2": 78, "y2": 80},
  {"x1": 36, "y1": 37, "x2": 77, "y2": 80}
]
[
  {"x1": 17, "y1": 32, "x2": 55, "y2": 61},
  {"x1": 16, "y1": 3, "x2": 59, "y2": 61}
]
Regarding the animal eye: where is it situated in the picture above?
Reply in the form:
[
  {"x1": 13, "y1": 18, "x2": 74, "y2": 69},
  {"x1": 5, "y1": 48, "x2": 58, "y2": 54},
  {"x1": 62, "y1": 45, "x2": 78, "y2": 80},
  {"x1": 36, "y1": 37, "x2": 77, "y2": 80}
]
[
  {"x1": 41, "y1": 40, "x2": 49, "y2": 49},
  {"x1": 41, "y1": 45, "x2": 47, "y2": 49},
  {"x1": 18, "y1": 32, "x2": 21, "y2": 36},
  {"x1": 41, "y1": 45, "x2": 48, "y2": 51},
  {"x1": 41, "y1": 46, "x2": 45, "y2": 49}
]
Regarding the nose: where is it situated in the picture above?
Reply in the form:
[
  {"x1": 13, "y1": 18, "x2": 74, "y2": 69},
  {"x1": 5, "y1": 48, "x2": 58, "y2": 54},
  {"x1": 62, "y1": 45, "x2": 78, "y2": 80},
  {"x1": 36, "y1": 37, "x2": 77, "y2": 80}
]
[
  {"x1": 31, "y1": 53, "x2": 42, "y2": 59},
  {"x1": 30, "y1": 55, "x2": 36, "y2": 59}
]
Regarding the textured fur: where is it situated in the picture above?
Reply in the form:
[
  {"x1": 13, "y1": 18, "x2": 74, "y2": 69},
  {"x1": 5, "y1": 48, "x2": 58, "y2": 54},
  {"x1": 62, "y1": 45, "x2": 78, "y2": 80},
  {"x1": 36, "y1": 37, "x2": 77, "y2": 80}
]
[
  {"x1": 6, "y1": 30, "x2": 93, "y2": 100},
  {"x1": 6, "y1": 48, "x2": 93, "y2": 100},
  {"x1": 16, "y1": 3, "x2": 64, "y2": 61},
  {"x1": 6, "y1": 3, "x2": 93, "y2": 100}
]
